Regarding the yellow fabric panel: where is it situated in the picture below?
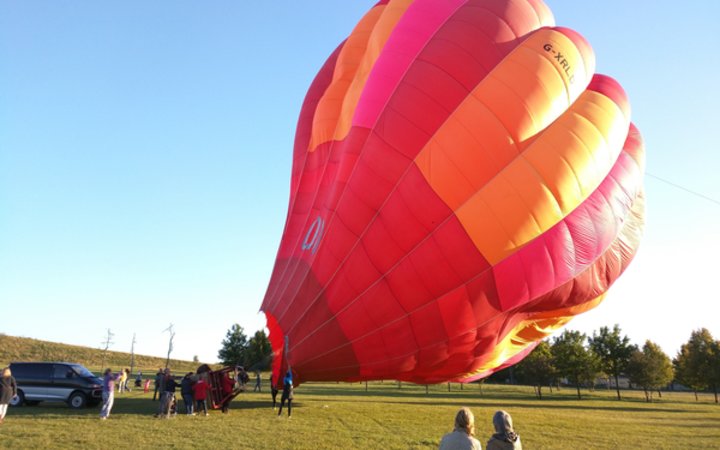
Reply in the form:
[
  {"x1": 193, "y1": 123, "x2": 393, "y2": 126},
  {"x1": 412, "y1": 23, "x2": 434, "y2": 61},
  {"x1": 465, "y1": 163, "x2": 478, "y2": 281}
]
[
  {"x1": 459, "y1": 294, "x2": 606, "y2": 380},
  {"x1": 307, "y1": 1, "x2": 413, "y2": 152},
  {"x1": 523, "y1": 91, "x2": 629, "y2": 212},
  {"x1": 457, "y1": 89, "x2": 629, "y2": 265},
  {"x1": 416, "y1": 28, "x2": 593, "y2": 211}
]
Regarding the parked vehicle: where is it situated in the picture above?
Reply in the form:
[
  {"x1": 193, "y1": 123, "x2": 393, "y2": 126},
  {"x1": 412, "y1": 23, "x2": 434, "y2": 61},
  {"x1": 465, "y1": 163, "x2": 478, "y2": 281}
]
[{"x1": 8, "y1": 362, "x2": 103, "y2": 408}]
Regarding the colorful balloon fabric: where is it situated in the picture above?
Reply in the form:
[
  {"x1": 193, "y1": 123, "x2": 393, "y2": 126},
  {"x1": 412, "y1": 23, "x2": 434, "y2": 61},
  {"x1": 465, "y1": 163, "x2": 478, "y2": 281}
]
[{"x1": 261, "y1": 0, "x2": 645, "y2": 384}]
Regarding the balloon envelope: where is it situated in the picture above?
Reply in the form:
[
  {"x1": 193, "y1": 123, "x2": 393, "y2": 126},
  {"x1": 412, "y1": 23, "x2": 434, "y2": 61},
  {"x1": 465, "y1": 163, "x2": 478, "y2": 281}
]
[{"x1": 261, "y1": 0, "x2": 645, "y2": 385}]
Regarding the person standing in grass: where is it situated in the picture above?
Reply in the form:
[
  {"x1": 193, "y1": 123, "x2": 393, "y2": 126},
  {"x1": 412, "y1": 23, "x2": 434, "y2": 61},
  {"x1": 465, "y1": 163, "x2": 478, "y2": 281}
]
[
  {"x1": 100, "y1": 368, "x2": 121, "y2": 420},
  {"x1": 439, "y1": 407, "x2": 482, "y2": 450},
  {"x1": 192, "y1": 375, "x2": 210, "y2": 416},
  {"x1": 270, "y1": 375, "x2": 279, "y2": 410},
  {"x1": 220, "y1": 371, "x2": 236, "y2": 414},
  {"x1": 118, "y1": 368, "x2": 128, "y2": 393},
  {"x1": 0, "y1": 367, "x2": 18, "y2": 425},
  {"x1": 157, "y1": 368, "x2": 181, "y2": 418},
  {"x1": 153, "y1": 368, "x2": 163, "y2": 401},
  {"x1": 277, "y1": 370, "x2": 294, "y2": 418},
  {"x1": 180, "y1": 372, "x2": 195, "y2": 415},
  {"x1": 486, "y1": 410, "x2": 522, "y2": 450}
]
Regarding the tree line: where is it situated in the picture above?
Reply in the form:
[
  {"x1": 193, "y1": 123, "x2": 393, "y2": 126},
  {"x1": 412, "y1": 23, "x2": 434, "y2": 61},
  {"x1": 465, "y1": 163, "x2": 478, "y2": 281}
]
[
  {"x1": 506, "y1": 326, "x2": 719, "y2": 403},
  {"x1": 216, "y1": 323, "x2": 719, "y2": 404},
  {"x1": 217, "y1": 324, "x2": 273, "y2": 371}
]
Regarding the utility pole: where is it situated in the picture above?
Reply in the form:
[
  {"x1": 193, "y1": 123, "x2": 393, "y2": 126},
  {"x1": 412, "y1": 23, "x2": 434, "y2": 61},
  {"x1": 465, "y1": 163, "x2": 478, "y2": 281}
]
[{"x1": 129, "y1": 333, "x2": 136, "y2": 376}]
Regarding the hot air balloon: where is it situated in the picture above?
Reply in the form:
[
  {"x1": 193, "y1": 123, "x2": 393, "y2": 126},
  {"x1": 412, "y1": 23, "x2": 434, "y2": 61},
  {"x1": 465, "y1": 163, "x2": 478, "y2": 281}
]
[{"x1": 261, "y1": 0, "x2": 645, "y2": 385}]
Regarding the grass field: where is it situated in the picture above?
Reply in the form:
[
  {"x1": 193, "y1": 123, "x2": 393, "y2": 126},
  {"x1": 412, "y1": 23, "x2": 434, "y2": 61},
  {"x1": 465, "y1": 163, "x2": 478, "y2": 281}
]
[{"x1": 2, "y1": 381, "x2": 719, "y2": 449}]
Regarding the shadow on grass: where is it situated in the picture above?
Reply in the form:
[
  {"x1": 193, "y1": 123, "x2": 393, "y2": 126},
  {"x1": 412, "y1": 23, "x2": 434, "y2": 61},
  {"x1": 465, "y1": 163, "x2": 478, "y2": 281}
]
[{"x1": 7, "y1": 395, "x2": 291, "y2": 418}]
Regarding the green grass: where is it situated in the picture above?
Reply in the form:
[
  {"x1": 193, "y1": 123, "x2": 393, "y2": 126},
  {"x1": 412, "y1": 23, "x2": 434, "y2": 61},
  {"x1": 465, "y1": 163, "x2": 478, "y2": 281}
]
[{"x1": 2, "y1": 381, "x2": 719, "y2": 449}]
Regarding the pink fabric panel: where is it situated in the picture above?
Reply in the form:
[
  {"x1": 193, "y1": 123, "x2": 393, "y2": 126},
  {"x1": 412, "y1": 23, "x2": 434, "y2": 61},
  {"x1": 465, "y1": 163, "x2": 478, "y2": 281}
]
[{"x1": 353, "y1": 0, "x2": 468, "y2": 129}]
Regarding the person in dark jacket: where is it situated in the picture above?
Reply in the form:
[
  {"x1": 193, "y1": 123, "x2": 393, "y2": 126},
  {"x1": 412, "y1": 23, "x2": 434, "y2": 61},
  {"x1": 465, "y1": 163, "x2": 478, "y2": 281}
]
[
  {"x1": 180, "y1": 373, "x2": 195, "y2": 415},
  {"x1": 486, "y1": 410, "x2": 522, "y2": 450},
  {"x1": 270, "y1": 374, "x2": 279, "y2": 410},
  {"x1": 156, "y1": 369, "x2": 181, "y2": 418},
  {"x1": 152, "y1": 368, "x2": 163, "y2": 401},
  {"x1": 277, "y1": 370, "x2": 294, "y2": 418},
  {"x1": 0, "y1": 367, "x2": 18, "y2": 425}
]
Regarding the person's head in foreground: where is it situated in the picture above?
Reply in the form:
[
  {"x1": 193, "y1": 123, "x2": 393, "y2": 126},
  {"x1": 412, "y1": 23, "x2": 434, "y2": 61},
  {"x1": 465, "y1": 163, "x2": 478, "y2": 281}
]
[
  {"x1": 491, "y1": 410, "x2": 520, "y2": 444},
  {"x1": 454, "y1": 407, "x2": 476, "y2": 435}
]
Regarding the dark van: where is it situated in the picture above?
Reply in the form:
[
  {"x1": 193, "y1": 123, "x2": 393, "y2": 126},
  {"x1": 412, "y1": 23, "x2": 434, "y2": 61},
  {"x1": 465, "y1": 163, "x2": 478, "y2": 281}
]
[{"x1": 9, "y1": 362, "x2": 103, "y2": 408}]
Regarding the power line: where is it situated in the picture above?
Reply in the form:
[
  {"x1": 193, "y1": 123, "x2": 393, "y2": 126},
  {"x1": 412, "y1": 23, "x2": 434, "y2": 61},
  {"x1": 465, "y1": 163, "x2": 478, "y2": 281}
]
[{"x1": 646, "y1": 172, "x2": 720, "y2": 207}]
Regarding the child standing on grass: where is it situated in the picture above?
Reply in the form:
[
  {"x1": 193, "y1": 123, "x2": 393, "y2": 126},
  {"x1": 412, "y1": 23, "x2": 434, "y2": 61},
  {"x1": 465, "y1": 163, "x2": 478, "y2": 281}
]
[
  {"x1": 192, "y1": 375, "x2": 210, "y2": 416},
  {"x1": 0, "y1": 367, "x2": 18, "y2": 425}
]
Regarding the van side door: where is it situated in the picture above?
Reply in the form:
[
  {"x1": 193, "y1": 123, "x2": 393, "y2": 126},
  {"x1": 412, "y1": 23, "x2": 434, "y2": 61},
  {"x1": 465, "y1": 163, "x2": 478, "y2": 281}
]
[{"x1": 50, "y1": 364, "x2": 79, "y2": 401}]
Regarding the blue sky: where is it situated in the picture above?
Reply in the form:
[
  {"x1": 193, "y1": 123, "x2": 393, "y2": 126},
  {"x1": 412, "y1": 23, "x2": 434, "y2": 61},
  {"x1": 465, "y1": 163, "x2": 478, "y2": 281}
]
[{"x1": 1, "y1": 1, "x2": 718, "y2": 365}]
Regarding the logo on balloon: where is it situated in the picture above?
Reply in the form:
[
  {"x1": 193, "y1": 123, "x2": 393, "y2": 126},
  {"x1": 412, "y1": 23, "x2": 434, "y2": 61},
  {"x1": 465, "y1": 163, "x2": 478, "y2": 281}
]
[
  {"x1": 301, "y1": 216, "x2": 325, "y2": 255},
  {"x1": 543, "y1": 42, "x2": 575, "y2": 84}
]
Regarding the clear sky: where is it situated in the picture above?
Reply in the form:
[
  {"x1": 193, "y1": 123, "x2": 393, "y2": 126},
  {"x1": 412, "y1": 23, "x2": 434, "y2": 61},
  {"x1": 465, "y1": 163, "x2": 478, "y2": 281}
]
[{"x1": 1, "y1": 1, "x2": 718, "y2": 365}]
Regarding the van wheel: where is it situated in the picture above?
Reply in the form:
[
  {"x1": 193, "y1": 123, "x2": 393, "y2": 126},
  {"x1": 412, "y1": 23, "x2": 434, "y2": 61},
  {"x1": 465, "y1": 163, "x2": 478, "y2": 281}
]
[
  {"x1": 69, "y1": 392, "x2": 87, "y2": 409},
  {"x1": 10, "y1": 390, "x2": 24, "y2": 406}
]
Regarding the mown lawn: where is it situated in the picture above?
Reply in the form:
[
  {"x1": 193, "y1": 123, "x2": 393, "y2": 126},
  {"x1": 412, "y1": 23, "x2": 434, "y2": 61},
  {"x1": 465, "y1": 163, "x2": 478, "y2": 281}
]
[{"x1": 2, "y1": 382, "x2": 719, "y2": 449}]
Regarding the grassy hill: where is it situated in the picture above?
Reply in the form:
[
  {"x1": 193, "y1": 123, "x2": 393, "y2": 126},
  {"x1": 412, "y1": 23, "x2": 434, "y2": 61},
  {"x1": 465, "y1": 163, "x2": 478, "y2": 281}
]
[{"x1": 0, "y1": 334, "x2": 217, "y2": 374}]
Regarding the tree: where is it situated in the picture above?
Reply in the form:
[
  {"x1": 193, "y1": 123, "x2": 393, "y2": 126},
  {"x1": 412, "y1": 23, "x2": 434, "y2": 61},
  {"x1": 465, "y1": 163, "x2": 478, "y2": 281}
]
[
  {"x1": 626, "y1": 340, "x2": 673, "y2": 402},
  {"x1": 551, "y1": 330, "x2": 600, "y2": 399},
  {"x1": 589, "y1": 324, "x2": 636, "y2": 400},
  {"x1": 674, "y1": 328, "x2": 720, "y2": 403},
  {"x1": 100, "y1": 329, "x2": 114, "y2": 370},
  {"x1": 245, "y1": 330, "x2": 273, "y2": 371},
  {"x1": 514, "y1": 340, "x2": 556, "y2": 399},
  {"x1": 218, "y1": 324, "x2": 249, "y2": 367}
]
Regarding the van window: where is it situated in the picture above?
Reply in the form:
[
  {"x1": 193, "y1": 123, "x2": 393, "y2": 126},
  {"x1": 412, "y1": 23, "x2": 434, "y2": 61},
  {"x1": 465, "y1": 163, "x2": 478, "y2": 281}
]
[
  {"x1": 10, "y1": 363, "x2": 52, "y2": 379},
  {"x1": 53, "y1": 365, "x2": 75, "y2": 379},
  {"x1": 70, "y1": 365, "x2": 96, "y2": 378}
]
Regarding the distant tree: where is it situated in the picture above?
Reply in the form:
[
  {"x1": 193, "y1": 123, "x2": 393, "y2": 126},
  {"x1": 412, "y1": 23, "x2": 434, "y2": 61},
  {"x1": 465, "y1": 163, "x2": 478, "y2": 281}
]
[
  {"x1": 674, "y1": 328, "x2": 720, "y2": 403},
  {"x1": 218, "y1": 324, "x2": 249, "y2": 367},
  {"x1": 627, "y1": 340, "x2": 673, "y2": 402},
  {"x1": 551, "y1": 330, "x2": 600, "y2": 399},
  {"x1": 589, "y1": 324, "x2": 637, "y2": 400},
  {"x1": 514, "y1": 340, "x2": 557, "y2": 399},
  {"x1": 245, "y1": 330, "x2": 273, "y2": 371},
  {"x1": 193, "y1": 355, "x2": 200, "y2": 363},
  {"x1": 163, "y1": 324, "x2": 176, "y2": 369}
]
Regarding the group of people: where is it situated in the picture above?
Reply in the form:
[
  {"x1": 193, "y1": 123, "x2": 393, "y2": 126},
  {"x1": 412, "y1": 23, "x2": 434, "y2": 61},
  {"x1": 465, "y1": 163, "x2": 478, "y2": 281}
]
[
  {"x1": 439, "y1": 407, "x2": 522, "y2": 450},
  {"x1": 152, "y1": 368, "x2": 217, "y2": 418}
]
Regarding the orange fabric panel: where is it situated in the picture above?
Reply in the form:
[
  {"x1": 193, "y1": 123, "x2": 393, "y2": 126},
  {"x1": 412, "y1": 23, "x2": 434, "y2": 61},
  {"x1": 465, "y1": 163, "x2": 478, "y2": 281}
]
[
  {"x1": 457, "y1": 88, "x2": 630, "y2": 265},
  {"x1": 308, "y1": 1, "x2": 413, "y2": 151},
  {"x1": 415, "y1": 27, "x2": 594, "y2": 210}
]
